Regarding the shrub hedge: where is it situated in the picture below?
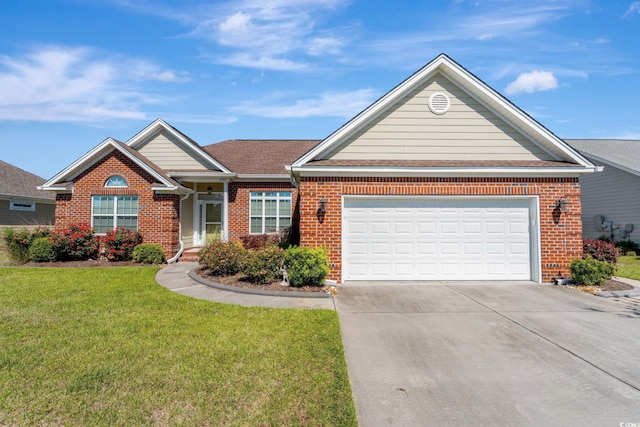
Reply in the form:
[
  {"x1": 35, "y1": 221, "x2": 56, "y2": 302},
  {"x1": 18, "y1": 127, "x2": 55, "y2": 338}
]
[
  {"x1": 284, "y1": 246, "x2": 330, "y2": 287},
  {"x1": 28, "y1": 237, "x2": 56, "y2": 262},
  {"x1": 583, "y1": 239, "x2": 619, "y2": 264},
  {"x1": 570, "y1": 256, "x2": 615, "y2": 286},
  {"x1": 243, "y1": 246, "x2": 285, "y2": 285},
  {"x1": 198, "y1": 241, "x2": 245, "y2": 276},
  {"x1": 101, "y1": 228, "x2": 142, "y2": 261},
  {"x1": 132, "y1": 243, "x2": 165, "y2": 264}
]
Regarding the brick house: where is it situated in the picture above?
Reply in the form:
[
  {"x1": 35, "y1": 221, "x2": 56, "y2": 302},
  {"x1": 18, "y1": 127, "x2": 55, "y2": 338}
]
[{"x1": 41, "y1": 54, "x2": 598, "y2": 283}]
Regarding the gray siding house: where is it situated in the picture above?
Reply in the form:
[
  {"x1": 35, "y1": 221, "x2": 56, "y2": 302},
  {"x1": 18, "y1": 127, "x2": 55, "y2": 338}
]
[
  {"x1": 565, "y1": 139, "x2": 640, "y2": 244},
  {"x1": 0, "y1": 160, "x2": 56, "y2": 227}
]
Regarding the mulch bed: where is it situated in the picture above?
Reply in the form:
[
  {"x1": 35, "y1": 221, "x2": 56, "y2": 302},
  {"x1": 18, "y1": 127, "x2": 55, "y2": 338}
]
[
  {"x1": 600, "y1": 278, "x2": 634, "y2": 291},
  {"x1": 195, "y1": 268, "x2": 330, "y2": 294}
]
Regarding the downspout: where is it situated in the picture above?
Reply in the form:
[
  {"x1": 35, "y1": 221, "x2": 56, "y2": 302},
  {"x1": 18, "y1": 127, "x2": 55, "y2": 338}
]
[{"x1": 167, "y1": 192, "x2": 191, "y2": 264}]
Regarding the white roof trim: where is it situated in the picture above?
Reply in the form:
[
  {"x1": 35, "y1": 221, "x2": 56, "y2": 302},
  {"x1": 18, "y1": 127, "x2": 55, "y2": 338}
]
[
  {"x1": 292, "y1": 54, "x2": 594, "y2": 169},
  {"x1": 126, "y1": 118, "x2": 232, "y2": 174},
  {"x1": 40, "y1": 138, "x2": 183, "y2": 191},
  {"x1": 579, "y1": 152, "x2": 640, "y2": 178},
  {"x1": 291, "y1": 165, "x2": 597, "y2": 179}
]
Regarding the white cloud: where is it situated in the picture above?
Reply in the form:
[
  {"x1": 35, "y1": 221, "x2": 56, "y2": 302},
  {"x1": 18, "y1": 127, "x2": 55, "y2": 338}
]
[
  {"x1": 623, "y1": 2, "x2": 640, "y2": 17},
  {"x1": 191, "y1": 0, "x2": 350, "y2": 70},
  {"x1": 505, "y1": 70, "x2": 559, "y2": 95},
  {"x1": 0, "y1": 45, "x2": 187, "y2": 122},
  {"x1": 235, "y1": 89, "x2": 379, "y2": 118}
]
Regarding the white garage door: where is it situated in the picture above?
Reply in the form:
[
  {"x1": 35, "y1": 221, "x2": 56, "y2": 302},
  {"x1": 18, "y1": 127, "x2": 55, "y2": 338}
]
[{"x1": 342, "y1": 197, "x2": 534, "y2": 281}]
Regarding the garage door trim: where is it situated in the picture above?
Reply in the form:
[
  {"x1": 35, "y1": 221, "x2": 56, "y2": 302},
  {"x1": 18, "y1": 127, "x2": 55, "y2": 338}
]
[{"x1": 341, "y1": 195, "x2": 541, "y2": 283}]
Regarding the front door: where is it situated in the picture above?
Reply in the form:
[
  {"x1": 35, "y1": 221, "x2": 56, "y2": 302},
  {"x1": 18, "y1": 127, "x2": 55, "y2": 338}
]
[{"x1": 197, "y1": 201, "x2": 222, "y2": 245}]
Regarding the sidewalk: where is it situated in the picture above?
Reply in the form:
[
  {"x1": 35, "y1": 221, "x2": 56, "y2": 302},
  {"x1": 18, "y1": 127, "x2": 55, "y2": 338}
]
[{"x1": 156, "y1": 262, "x2": 336, "y2": 310}]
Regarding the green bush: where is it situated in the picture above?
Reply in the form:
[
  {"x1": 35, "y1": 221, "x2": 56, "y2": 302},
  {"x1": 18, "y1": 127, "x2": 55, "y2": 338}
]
[
  {"x1": 570, "y1": 257, "x2": 615, "y2": 286},
  {"x1": 28, "y1": 237, "x2": 56, "y2": 262},
  {"x1": 101, "y1": 228, "x2": 142, "y2": 261},
  {"x1": 616, "y1": 240, "x2": 640, "y2": 256},
  {"x1": 51, "y1": 223, "x2": 99, "y2": 261},
  {"x1": 198, "y1": 241, "x2": 245, "y2": 276},
  {"x1": 132, "y1": 243, "x2": 166, "y2": 264},
  {"x1": 1, "y1": 226, "x2": 51, "y2": 263},
  {"x1": 242, "y1": 245, "x2": 285, "y2": 285},
  {"x1": 284, "y1": 246, "x2": 330, "y2": 287}
]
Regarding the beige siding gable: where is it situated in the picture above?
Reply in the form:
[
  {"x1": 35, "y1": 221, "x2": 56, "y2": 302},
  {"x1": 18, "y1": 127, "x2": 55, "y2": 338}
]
[
  {"x1": 321, "y1": 73, "x2": 555, "y2": 161},
  {"x1": 137, "y1": 130, "x2": 217, "y2": 170}
]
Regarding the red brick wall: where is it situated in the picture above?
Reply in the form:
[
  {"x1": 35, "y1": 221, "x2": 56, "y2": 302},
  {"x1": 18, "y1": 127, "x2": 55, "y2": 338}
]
[
  {"x1": 228, "y1": 182, "x2": 300, "y2": 240},
  {"x1": 54, "y1": 150, "x2": 181, "y2": 258},
  {"x1": 298, "y1": 177, "x2": 582, "y2": 284}
]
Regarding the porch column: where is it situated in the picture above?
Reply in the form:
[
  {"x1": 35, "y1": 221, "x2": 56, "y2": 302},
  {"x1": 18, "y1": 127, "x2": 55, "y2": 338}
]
[{"x1": 223, "y1": 181, "x2": 229, "y2": 241}]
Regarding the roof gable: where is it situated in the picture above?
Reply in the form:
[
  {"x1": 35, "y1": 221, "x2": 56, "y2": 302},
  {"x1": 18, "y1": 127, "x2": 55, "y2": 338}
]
[
  {"x1": 320, "y1": 72, "x2": 555, "y2": 162},
  {"x1": 0, "y1": 160, "x2": 55, "y2": 201},
  {"x1": 40, "y1": 138, "x2": 189, "y2": 193},
  {"x1": 293, "y1": 54, "x2": 593, "y2": 171},
  {"x1": 127, "y1": 119, "x2": 231, "y2": 173}
]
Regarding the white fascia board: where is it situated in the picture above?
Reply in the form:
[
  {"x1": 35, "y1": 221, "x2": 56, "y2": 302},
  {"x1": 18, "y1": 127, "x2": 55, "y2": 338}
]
[
  {"x1": 439, "y1": 62, "x2": 594, "y2": 167},
  {"x1": 580, "y1": 153, "x2": 640, "y2": 177},
  {"x1": 126, "y1": 118, "x2": 232, "y2": 174},
  {"x1": 234, "y1": 174, "x2": 292, "y2": 181},
  {"x1": 166, "y1": 171, "x2": 236, "y2": 179},
  {"x1": 40, "y1": 138, "x2": 119, "y2": 189},
  {"x1": 292, "y1": 165, "x2": 597, "y2": 178},
  {"x1": 293, "y1": 56, "x2": 448, "y2": 167},
  {"x1": 152, "y1": 186, "x2": 193, "y2": 194}
]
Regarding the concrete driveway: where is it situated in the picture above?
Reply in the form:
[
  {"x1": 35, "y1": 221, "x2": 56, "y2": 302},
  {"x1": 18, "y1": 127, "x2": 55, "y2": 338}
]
[{"x1": 335, "y1": 282, "x2": 640, "y2": 426}]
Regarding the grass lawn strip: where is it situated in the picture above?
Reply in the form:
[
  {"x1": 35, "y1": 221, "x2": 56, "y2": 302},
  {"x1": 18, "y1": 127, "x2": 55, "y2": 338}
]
[
  {"x1": 0, "y1": 267, "x2": 356, "y2": 426},
  {"x1": 615, "y1": 255, "x2": 640, "y2": 281}
]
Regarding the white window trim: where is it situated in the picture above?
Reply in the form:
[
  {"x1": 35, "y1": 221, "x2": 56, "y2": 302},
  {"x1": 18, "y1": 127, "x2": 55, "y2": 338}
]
[
  {"x1": 10, "y1": 200, "x2": 36, "y2": 211},
  {"x1": 91, "y1": 195, "x2": 139, "y2": 234},
  {"x1": 249, "y1": 191, "x2": 292, "y2": 234}
]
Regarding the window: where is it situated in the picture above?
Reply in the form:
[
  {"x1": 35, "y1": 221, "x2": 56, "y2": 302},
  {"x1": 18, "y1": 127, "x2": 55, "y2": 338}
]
[
  {"x1": 105, "y1": 176, "x2": 128, "y2": 187},
  {"x1": 10, "y1": 200, "x2": 35, "y2": 211},
  {"x1": 92, "y1": 196, "x2": 138, "y2": 233},
  {"x1": 250, "y1": 192, "x2": 291, "y2": 234}
]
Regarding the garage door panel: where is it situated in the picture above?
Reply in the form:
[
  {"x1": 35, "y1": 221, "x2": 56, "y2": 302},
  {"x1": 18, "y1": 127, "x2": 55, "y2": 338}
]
[{"x1": 343, "y1": 197, "x2": 533, "y2": 281}]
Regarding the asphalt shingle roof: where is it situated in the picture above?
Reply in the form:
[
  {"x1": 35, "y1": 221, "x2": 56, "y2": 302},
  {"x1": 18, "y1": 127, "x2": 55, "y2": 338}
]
[
  {"x1": 203, "y1": 140, "x2": 321, "y2": 175},
  {"x1": 565, "y1": 139, "x2": 640, "y2": 173},
  {"x1": 0, "y1": 160, "x2": 55, "y2": 200}
]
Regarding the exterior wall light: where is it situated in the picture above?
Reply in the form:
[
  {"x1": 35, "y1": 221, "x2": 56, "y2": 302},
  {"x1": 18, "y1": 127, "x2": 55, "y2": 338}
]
[
  {"x1": 206, "y1": 185, "x2": 213, "y2": 195},
  {"x1": 318, "y1": 197, "x2": 327, "y2": 214},
  {"x1": 555, "y1": 198, "x2": 569, "y2": 212}
]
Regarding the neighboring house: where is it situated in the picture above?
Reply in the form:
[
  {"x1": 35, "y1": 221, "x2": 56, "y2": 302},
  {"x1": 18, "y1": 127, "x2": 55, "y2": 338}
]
[
  {"x1": 41, "y1": 54, "x2": 598, "y2": 283},
  {"x1": 0, "y1": 160, "x2": 56, "y2": 227},
  {"x1": 565, "y1": 139, "x2": 640, "y2": 244}
]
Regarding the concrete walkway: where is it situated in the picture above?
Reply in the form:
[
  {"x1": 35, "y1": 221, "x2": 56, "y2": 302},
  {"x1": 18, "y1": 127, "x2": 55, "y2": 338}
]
[{"x1": 156, "y1": 262, "x2": 335, "y2": 310}]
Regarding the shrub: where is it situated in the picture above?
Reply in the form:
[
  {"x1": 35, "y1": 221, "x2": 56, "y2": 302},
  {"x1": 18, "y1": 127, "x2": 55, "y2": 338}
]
[
  {"x1": 29, "y1": 237, "x2": 56, "y2": 262},
  {"x1": 570, "y1": 257, "x2": 615, "y2": 286},
  {"x1": 101, "y1": 228, "x2": 142, "y2": 261},
  {"x1": 51, "y1": 223, "x2": 99, "y2": 261},
  {"x1": 583, "y1": 239, "x2": 619, "y2": 264},
  {"x1": 132, "y1": 243, "x2": 166, "y2": 264},
  {"x1": 1, "y1": 226, "x2": 52, "y2": 263},
  {"x1": 198, "y1": 241, "x2": 245, "y2": 276},
  {"x1": 284, "y1": 246, "x2": 330, "y2": 287},
  {"x1": 616, "y1": 240, "x2": 640, "y2": 256},
  {"x1": 239, "y1": 234, "x2": 281, "y2": 250},
  {"x1": 242, "y1": 245, "x2": 285, "y2": 285}
]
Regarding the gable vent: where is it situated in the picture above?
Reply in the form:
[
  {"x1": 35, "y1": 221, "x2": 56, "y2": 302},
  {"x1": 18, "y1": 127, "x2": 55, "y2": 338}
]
[{"x1": 428, "y1": 92, "x2": 451, "y2": 115}]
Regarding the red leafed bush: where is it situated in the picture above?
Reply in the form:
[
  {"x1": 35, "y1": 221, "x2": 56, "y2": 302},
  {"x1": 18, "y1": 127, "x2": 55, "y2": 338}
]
[
  {"x1": 51, "y1": 223, "x2": 100, "y2": 261},
  {"x1": 583, "y1": 239, "x2": 619, "y2": 264},
  {"x1": 101, "y1": 228, "x2": 142, "y2": 261},
  {"x1": 239, "y1": 234, "x2": 281, "y2": 250}
]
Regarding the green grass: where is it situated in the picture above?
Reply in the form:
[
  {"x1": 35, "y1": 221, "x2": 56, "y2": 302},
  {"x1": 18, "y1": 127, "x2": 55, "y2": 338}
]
[
  {"x1": 616, "y1": 255, "x2": 640, "y2": 280},
  {"x1": 0, "y1": 267, "x2": 356, "y2": 426}
]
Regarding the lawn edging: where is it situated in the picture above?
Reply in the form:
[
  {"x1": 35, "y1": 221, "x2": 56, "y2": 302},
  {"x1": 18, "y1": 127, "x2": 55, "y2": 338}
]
[
  {"x1": 595, "y1": 276, "x2": 640, "y2": 298},
  {"x1": 188, "y1": 268, "x2": 333, "y2": 299}
]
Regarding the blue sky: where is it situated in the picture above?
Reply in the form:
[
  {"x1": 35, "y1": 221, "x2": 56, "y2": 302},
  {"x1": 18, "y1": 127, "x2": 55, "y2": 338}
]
[{"x1": 1, "y1": 0, "x2": 639, "y2": 178}]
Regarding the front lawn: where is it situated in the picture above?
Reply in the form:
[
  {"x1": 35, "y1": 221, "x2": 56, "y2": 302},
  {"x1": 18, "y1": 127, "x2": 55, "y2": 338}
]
[
  {"x1": 616, "y1": 255, "x2": 640, "y2": 280},
  {"x1": 0, "y1": 267, "x2": 356, "y2": 426}
]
